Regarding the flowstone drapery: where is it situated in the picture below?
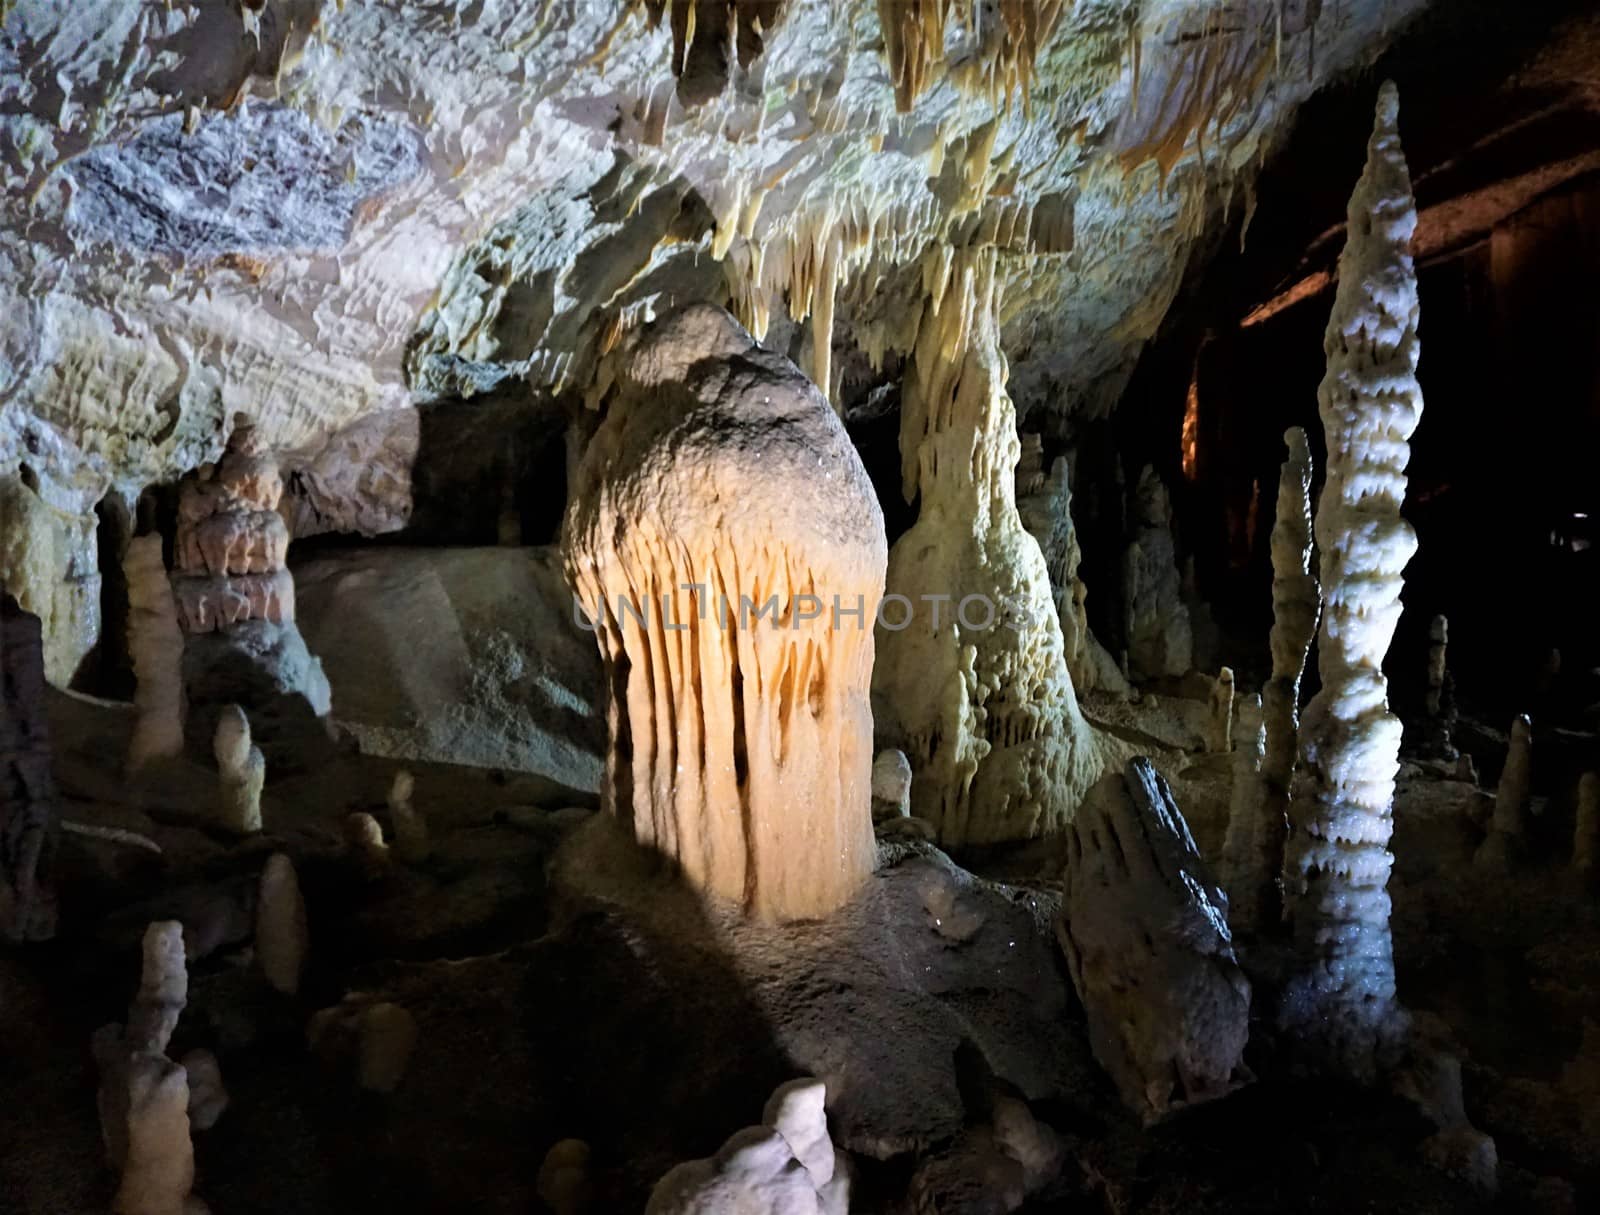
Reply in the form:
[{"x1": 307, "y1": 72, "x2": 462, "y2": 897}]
[
  {"x1": 1279, "y1": 82, "x2": 1422, "y2": 1076},
  {"x1": 566, "y1": 304, "x2": 884, "y2": 921},
  {"x1": 873, "y1": 250, "x2": 1099, "y2": 846}
]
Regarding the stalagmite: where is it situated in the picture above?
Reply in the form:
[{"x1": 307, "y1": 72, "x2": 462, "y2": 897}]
[
  {"x1": 357, "y1": 1002, "x2": 419, "y2": 1094},
  {"x1": 387, "y1": 769, "x2": 431, "y2": 864},
  {"x1": 1477, "y1": 715, "x2": 1532, "y2": 870},
  {"x1": 256, "y1": 853, "x2": 308, "y2": 997},
  {"x1": 1234, "y1": 426, "x2": 1321, "y2": 932},
  {"x1": 538, "y1": 1140, "x2": 594, "y2": 1215},
  {"x1": 1, "y1": 592, "x2": 59, "y2": 942},
  {"x1": 870, "y1": 749, "x2": 912, "y2": 823},
  {"x1": 180, "y1": 1049, "x2": 229, "y2": 1132},
  {"x1": 213, "y1": 705, "x2": 265, "y2": 836},
  {"x1": 1574, "y1": 773, "x2": 1599, "y2": 882},
  {"x1": 125, "y1": 535, "x2": 186, "y2": 772},
  {"x1": 344, "y1": 813, "x2": 391, "y2": 880},
  {"x1": 566, "y1": 304, "x2": 884, "y2": 921},
  {"x1": 1418, "y1": 613, "x2": 1457, "y2": 760},
  {"x1": 1221, "y1": 693, "x2": 1267, "y2": 921},
  {"x1": 1058, "y1": 758, "x2": 1251, "y2": 1124},
  {"x1": 93, "y1": 921, "x2": 202, "y2": 1215},
  {"x1": 1279, "y1": 82, "x2": 1423, "y2": 1077},
  {"x1": 172, "y1": 421, "x2": 331, "y2": 760},
  {"x1": 1208, "y1": 667, "x2": 1235, "y2": 754},
  {"x1": 1122, "y1": 467, "x2": 1194, "y2": 682},
  {"x1": 1426, "y1": 615, "x2": 1449, "y2": 718},
  {"x1": 647, "y1": 1076, "x2": 848, "y2": 1215},
  {"x1": 874, "y1": 250, "x2": 1100, "y2": 846},
  {"x1": 1015, "y1": 435, "x2": 1125, "y2": 696}
]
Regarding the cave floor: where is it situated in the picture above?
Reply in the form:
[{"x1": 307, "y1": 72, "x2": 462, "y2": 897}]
[{"x1": 2, "y1": 687, "x2": 1595, "y2": 1213}]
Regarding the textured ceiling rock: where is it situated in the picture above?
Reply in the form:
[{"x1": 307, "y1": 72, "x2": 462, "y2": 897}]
[{"x1": 0, "y1": 0, "x2": 1426, "y2": 536}]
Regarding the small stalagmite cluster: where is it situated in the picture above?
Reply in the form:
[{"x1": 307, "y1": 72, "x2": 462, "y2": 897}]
[
  {"x1": 874, "y1": 249, "x2": 1100, "y2": 847},
  {"x1": 1278, "y1": 81, "x2": 1424, "y2": 1076},
  {"x1": 1222, "y1": 427, "x2": 1320, "y2": 933},
  {"x1": 566, "y1": 304, "x2": 885, "y2": 921}
]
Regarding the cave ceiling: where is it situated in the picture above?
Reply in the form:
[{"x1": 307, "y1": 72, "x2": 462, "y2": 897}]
[{"x1": 0, "y1": 0, "x2": 1427, "y2": 531}]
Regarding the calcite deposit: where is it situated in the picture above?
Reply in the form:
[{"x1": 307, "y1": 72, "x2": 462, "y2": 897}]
[
  {"x1": 1279, "y1": 82, "x2": 1423, "y2": 1077},
  {"x1": 172, "y1": 424, "x2": 330, "y2": 757},
  {"x1": 0, "y1": 593, "x2": 58, "y2": 942},
  {"x1": 647, "y1": 1077, "x2": 849, "y2": 1215},
  {"x1": 1058, "y1": 758, "x2": 1251, "y2": 1124},
  {"x1": 3, "y1": 4, "x2": 1592, "y2": 1213},
  {"x1": 1122, "y1": 466, "x2": 1194, "y2": 682},
  {"x1": 92, "y1": 921, "x2": 203, "y2": 1215},
  {"x1": 874, "y1": 250, "x2": 1101, "y2": 846}
]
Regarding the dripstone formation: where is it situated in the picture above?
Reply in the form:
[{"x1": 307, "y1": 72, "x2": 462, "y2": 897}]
[
  {"x1": 0, "y1": 593, "x2": 59, "y2": 942},
  {"x1": 171, "y1": 423, "x2": 330, "y2": 762},
  {"x1": 1279, "y1": 82, "x2": 1423, "y2": 1077},
  {"x1": 565, "y1": 304, "x2": 885, "y2": 921}
]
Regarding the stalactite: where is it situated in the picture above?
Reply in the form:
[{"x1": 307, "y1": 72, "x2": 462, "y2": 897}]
[
  {"x1": 873, "y1": 248, "x2": 1100, "y2": 845},
  {"x1": 1279, "y1": 82, "x2": 1421, "y2": 1078},
  {"x1": 878, "y1": 0, "x2": 1066, "y2": 114}
]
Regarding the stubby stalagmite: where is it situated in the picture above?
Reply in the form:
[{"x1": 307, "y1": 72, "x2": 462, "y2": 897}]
[{"x1": 565, "y1": 304, "x2": 885, "y2": 922}]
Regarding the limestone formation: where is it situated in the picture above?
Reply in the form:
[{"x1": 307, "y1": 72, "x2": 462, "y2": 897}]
[
  {"x1": 1122, "y1": 466, "x2": 1194, "y2": 682},
  {"x1": 1221, "y1": 693, "x2": 1268, "y2": 923},
  {"x1": 874, "y1": 250, "x2": 1100, "y2": 846},
  {"x1": 1208, "y1": 667, "x2": 1236, "y2": 754},
  {"x1": 1015, "y1": 435, "x2": 1123, "y2": 696},
  {"x1": 387, "y1": 770, "x2": 431, "y2": 864},
  {"x1": 1279, "y1": 82, "x2": 1423, "y2": 1076},
  {"x1": 1058, "y1": 758, "x2": 1251, "y2": 1124},
  {"x1": 180, "y1": 1049, "x2": 229, "y2": 1132},
  {"x1": 344, "y1": 813, "x2": 391, "y2": 880},
  {"x1": 1233, "y1": 426, "x2": 1322, "y2": 932},
  {"x1": 1, "y1": 593, "x2": 59, "y2": 941},
  {"x1": 1477, "y1": 715, "x2": 1533, "y2": 870},
  {"x1": 0, "y1": 471, "x2": 100, "y2": 686},
  {"x1": 1426, "y1": 614, "x2": 1449, "y2": 718},
  {"x1": 93, "y1": 922, "x2": 201, "y2": 1215},
  {"x1": 213, "y1": 706, "x2": 265, "y2": 836},
  {"x1": 256, "y1": 853, "x2": 308, "y2": 997},
  {"x1": 566, "y1": 304, "x2": 884, "y2": 921},
  {"x1": 870, "y1": 749, "x2": 912, "y2": 823},
  {"x1": 907, "y1": 1089, "x2": 1065, "y2": 1213},
  {"x1": 125, "y1": 535, "x2": 186, "y2": 771},
  {"x1": 647, "y1": 1077, "x2": 848, "y2": 1215},
  {"x1": 1575, "y1": 773, "x2": 1599, "y2": 882},
  {"x1": 307, "y1": 994, "x2": 418, "y2": 1094},
  {"x1": 357, "y1": 1002, "x2": 419, "y2": 1094},
  {"x1": 537, "y1": 1140, "x2": 594, "y2": 1215},
  {"x1": 172, "y1": 423, "x2": 330, "y2": 760}
]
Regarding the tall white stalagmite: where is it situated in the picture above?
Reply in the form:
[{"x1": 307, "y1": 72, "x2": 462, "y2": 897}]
[
  {"x1": 873, "y1": 249, "x2": 1100, "y2": 845},
  {"x1": 1279, "y1": 81, "x2": 1422, "y2": 1076}
]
